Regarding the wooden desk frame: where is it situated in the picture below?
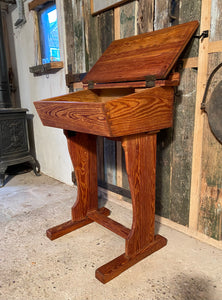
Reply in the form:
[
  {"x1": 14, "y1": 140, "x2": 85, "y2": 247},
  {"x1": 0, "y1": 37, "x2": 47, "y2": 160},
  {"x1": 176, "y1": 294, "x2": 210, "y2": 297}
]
[
  {"x1": 34, "y1": 21, "x2": 199, "y2": 284},
  {"x1": 46, "y1": 130, "x2": 167, "y2": 283}
]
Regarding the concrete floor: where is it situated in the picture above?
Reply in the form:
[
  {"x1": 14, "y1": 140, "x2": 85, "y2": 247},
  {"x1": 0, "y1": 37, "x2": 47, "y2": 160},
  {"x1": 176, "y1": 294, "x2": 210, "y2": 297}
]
[{"x1": 0, "y1": 171, "x2": 222, "y2": 300}]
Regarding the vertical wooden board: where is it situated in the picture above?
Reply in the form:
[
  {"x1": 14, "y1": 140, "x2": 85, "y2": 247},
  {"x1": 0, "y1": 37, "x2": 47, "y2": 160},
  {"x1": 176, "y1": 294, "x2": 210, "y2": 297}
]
[
  {"x1": 198, "y1": 52, "x2": 222, "y2": 240},
  {"x1": 83, "y1": 0, "x2": 101, "y2": 70},
  {"x1": 97, "y1": 136, "x2": 104, "y2": 182},
  {"x1": 210, "y1": 0, "x2": 222, "y2": 41},
  {"x1": 73, "y1": 0, "x2": 86, "y2": 73},
  {"x1": 63, "y1": 0, "x2": 75, "y2": 80},
  {"x1": 155, "y1": 129, "x2": 172, "y2": 219},
  {"x1": 104, "y1": 138, "x2": 116, "y2": 185},
  {"x1": 119, "y1": 0, "x2": 137, "y2": 38},
  {"x1": 179, "y1": 0, "x2": 201, "y2": 58},
  {"x1": 166, "y1": 1, "x2": 201, "y2": 225},
  {"x1": 98, "y1": 9, "x2": 114, "y2": 52},
  {"x1": 189, "y1": 0, "x2": 211, "y2": 231},
  {"x1": 155, "y1": 1, "x2": 201, "y2": 224},
  {"x1": 122, "y1": 151, "x2": 130, "y2": 190},
  {"x1": 137, "y1": 0, "x2": 154, "y2": 34},
  {"x1": 169, "y1": 68, "x2": 197, "y2": 225},
  {"x1": 154, "y1": 0, "x2": 170, "y2": 30}
]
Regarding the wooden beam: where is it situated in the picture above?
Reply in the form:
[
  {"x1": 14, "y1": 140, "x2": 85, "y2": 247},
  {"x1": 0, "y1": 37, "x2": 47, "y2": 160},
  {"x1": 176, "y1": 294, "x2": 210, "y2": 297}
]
[
  {"x1": 208, "y1": 40, "x2": 222, "y2": 53},
  {"x1": 182, "y1": 57, "x2": 198, "y2": 69},
  {"x1": 189, "y1": 0, "x2": 211, "y2": 230},
  {"x1": 114, "y1": 7, "x2": 120, "y2": 40},
  {"x1": 28, "y1": 0, "x2": 53, "y2": 11},
  {"x1": 87, "y1": 210, "x2": 130, "y2": 239},
  {"x1": 114, "y1": 6, "x2": 122, "y2": 188},
  {"x1": 137, "y1": 0, "x2": 154, "y2": 34}
]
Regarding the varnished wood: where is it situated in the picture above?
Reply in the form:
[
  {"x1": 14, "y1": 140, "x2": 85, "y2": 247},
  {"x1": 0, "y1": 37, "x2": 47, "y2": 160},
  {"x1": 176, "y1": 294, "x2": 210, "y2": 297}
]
[
  {"x1": 105, "y1": 87, "x2": 174, "y2": 137},
  {"x1": 64, "y1": 131, "x2": 98, "y2": 221},
  {"x1": 34, "y1": 87, "x2": 174, "y2": 137},
  {"x1": 47, "y1": 207, "x2": 110, "y2": 240},
  {"x1": 96, "y1": 235, "x2": 167, "y2": 284},
  {"x1": 82, "y1": 72, "x2": 180, "y2": 89},
  {"x1": 122, "y1": 133, "x2": 157, "y2": 256},
  {"x1": 83, "y1": 21, "x2": 199, "y2": 85},
  {"x1": 34, "y1": 23, "x2": 198, "y2": 283},
  {"x1": 87, "y1": 210, "x2": 130, "y2": 239}
]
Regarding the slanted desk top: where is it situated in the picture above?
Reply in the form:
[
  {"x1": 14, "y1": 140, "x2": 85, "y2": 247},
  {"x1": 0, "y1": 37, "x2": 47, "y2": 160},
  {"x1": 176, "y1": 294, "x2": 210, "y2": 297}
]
[{"x1": 83, "y1": 21, "x2": 199, "y2": 86}]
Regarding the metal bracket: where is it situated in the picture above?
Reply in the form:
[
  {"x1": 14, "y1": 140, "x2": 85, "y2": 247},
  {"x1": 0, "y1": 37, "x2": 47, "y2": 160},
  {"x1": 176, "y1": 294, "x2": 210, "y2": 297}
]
[
  {"x1": 88, "y1": 81, "x2": 94, "y2": 89},
  {"x1": 194, "y1": 30, "x2": 209, "y2": 40},
  {"x1": 145, "y1": 75, "x2": 156, "y2": 88}
]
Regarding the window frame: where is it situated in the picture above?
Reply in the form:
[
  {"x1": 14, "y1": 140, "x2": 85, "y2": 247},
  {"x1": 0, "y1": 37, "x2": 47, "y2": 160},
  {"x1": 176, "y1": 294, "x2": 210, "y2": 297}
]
[{"x1": 29, "y1": 0, "x2": 63, "y2": 76}]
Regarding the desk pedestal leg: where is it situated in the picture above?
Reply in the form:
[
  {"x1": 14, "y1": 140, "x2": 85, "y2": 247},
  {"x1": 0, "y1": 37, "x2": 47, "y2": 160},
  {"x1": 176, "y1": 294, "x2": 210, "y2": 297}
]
[
  {"x1": 95, "y1": 133, "x2": 167, "y2": 283},
  {"x1": 46, "y1": 131, "x2": 110, "y2": 240}
]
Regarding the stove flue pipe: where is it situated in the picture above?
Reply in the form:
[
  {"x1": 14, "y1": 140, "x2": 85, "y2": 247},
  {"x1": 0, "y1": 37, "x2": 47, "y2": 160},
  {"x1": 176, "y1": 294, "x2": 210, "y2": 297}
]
[{"x1": 0, "y1": 5, "x2": 12, "y2": 108}]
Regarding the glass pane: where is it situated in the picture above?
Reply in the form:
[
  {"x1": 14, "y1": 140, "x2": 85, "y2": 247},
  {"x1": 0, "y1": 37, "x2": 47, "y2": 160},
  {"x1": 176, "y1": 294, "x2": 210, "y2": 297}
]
[{"x1": 39, "y1": 4, "x2": 60, "y2": 63}]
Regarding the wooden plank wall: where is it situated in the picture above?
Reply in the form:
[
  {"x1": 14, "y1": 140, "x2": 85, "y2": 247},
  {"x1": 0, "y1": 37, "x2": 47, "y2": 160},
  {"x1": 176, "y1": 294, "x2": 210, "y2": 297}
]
[
  {"x1": 63, "y1": 0, "x2": 222, "y2": 241},
  {"x1": 198, "y1": 0, "x2": 222, "y2": 240}
]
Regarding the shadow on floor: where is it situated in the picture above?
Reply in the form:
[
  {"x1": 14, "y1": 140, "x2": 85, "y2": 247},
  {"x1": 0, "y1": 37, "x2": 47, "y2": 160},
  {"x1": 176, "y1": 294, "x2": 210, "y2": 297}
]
[
  {"x1": 171, "y1": 273, "x2": 215, "y2": 300},
  {"x1": 3, "y1": 163, "x2": 33, "y2": 187}
]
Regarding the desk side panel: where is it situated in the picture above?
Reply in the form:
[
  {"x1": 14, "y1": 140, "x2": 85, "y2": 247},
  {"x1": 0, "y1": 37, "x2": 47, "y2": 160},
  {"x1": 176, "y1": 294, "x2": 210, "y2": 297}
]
[
  {"x1": 105, "y1": 87, "x2": 174, "y2": 136},
  {"x1": 34, "y1": 101, "x2": 111, "y2": 136}
]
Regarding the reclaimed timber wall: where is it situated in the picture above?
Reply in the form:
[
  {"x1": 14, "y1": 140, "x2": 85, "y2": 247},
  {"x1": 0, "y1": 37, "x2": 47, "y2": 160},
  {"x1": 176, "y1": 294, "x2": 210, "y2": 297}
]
[
  {"x1": 63, "y1": 0, "x2": 222, "y2": 241},
  {"x1": 156, "y1": 0, "x2": 201, "y2": 226},
  {"x1": 198, "y1": 0, "x2": 222, "y2": 240}
]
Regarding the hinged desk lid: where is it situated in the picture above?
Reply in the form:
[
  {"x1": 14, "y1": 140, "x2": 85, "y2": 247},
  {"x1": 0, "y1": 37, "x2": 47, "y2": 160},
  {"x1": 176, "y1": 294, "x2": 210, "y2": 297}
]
[{"x1": 82, "y1": 21, "x2": 199, "y2": 86}]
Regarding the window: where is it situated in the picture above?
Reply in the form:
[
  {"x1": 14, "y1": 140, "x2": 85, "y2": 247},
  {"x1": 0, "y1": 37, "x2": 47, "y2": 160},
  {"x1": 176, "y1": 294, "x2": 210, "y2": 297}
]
[
  {"x1": 29, "y1": 0, "x2": 63, "y2": 75},
  {"x1": 38, "y1": 4, "x2": 60, "y2": 63}
]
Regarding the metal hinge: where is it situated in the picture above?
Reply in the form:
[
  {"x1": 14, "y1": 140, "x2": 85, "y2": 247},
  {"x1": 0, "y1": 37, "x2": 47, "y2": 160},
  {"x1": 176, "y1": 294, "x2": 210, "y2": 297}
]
[
  {"x1": 194, "y1": 30, "x2": 209, "y2": 41},
  {"x1": 88, "y1": 81, "x2": 94, "y2": 89},
  {"x1": 145, "y1": 75, "x2": 156, "y2": 88}
]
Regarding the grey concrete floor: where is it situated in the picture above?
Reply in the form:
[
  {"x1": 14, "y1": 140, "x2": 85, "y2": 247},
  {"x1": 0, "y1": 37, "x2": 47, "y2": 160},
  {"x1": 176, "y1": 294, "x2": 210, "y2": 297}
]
[{"x1": 0, "y1": 171, "x2": 222, "y2": 300}]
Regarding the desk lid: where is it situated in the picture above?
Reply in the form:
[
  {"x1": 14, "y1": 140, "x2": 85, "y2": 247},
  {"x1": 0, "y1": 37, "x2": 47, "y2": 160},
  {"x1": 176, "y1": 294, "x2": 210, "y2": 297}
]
[{"x1": 82, "y1": 21, "x2": 199, "y2": 87}]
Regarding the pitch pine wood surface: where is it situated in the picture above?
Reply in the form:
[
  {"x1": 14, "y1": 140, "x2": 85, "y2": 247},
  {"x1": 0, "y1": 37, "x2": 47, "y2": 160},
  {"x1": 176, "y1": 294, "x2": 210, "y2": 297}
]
[{"x1": 83, "y1": 21, "x2": 199, "y2": 84}]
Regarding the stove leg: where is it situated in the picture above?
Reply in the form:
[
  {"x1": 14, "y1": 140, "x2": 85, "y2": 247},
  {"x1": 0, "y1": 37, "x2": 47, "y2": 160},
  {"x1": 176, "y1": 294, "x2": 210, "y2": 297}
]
[
  {"x1": 46, "y1": 131, "x2": 110, "y2": 240},
  {"x1": 0, "y1": 173, "x2": 5, "y2": 188},
  {"x1": 30, "y1": 158, "x2": 41, "y2": 176},
  {"x1": 0, "y1": 165, "x2": 7, "y2": 188},
  {"x1": 95, "y1": 133, "x2": 167, "y2": 283}
]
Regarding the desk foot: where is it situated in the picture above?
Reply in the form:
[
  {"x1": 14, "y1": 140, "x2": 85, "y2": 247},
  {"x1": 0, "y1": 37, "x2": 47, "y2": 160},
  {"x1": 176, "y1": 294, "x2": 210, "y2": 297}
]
[
  {"x1": 46, "y1": 207, "x2": 110, "y2": 240},
  {"x1": 95, "y1": 235, "x2": 167, "y2": 284}
]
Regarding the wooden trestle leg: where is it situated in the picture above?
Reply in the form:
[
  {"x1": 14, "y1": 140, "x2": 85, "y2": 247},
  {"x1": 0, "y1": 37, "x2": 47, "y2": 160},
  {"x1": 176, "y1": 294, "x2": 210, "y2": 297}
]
[
  {"x1": 95, "y1": 133, "x2": 167, "y2": 283},
  {"x1": 46, "y1": 130, "x2": 167, "y2": 284},
  {"x1": 46, "y1": 130, "x2": 110, "y2": 240}
]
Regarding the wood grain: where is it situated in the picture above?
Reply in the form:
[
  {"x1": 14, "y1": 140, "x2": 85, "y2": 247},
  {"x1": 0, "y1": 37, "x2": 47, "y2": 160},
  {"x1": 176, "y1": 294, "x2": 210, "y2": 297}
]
[
  {"x1": 105, "y1": 87, "x2": 174, "y2": 137},
  {"x1": 46, "y1": 207, "x2": 110, "y2": 240},
  {"x1": 64, "y1": 131, "x2": 98, "y2": 221},
  {"x1": 87, "y1": 210, "x2": 130, "y2": 239},
  {"x1": 96, "y1": 235, "x2": 167, "y2": 284},
  {"x1": 83, "y1": 21, "x2": 199, "y2": 84},
  {"x1": 122, "y1": 133, "x2": 157, "y2": 256},
  {"x1": 35, "y1": 87, "x2": 174, "y2": 137},
  {"x1": 189, "y1": 0, "x2": 211, "y2": 231},
  {"x1": 208, "y1": 41, "x2": 222, "y2": 53},
  {"x1": 137, "y1": 0, "x2": 154, "y2": 34}
]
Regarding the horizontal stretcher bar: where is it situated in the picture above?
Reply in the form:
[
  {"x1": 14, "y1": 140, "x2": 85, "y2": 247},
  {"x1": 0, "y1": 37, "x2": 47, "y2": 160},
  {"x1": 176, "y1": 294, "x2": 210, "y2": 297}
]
[{"x1": 87, "y1": 210, "x2": 131, "y2": 239}]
